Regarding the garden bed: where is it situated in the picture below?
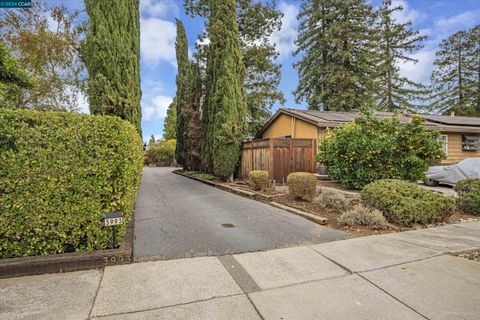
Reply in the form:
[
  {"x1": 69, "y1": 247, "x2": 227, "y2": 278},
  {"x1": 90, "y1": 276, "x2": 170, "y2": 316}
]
[{"x1": 176, "y1": 170, "x2": 479, "y2": 238}]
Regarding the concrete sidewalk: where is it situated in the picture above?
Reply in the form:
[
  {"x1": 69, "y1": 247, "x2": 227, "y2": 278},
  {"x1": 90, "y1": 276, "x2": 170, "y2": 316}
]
[{"x1": 1, "y1": 221, "x2": 479, "y2": 320}]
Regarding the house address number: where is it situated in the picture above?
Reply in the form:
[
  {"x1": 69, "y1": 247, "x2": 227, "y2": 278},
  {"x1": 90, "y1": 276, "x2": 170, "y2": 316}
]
[{"x1": 104, "y1": 217, "x2": 123, "y2": 226}]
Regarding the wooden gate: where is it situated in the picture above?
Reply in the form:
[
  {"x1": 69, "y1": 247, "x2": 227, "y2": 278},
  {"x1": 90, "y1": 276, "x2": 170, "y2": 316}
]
[{"x1": 239, "y1": 138, "x2": 317, "y2": 182}]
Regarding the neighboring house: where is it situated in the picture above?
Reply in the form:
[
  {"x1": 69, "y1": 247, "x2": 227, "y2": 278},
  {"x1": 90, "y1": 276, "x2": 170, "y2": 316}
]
[{"x1": 257, "y1": 109, "x2": 480, "y2": 164}]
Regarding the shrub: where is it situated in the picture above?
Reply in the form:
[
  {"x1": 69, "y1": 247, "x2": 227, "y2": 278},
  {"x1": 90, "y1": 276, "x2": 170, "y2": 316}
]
[
  {"x1": 454, "y1": 179, "x2": 480, "y2": 215},
  {"x1": 454, "y1": 178, "x2": 480, "y2": 193},
  {"x1": 287, "y1": 172, "x2": 317, "y2": 202},
  {"x1": 0, "y1": 109, "x2": 144, "y2": 258},
  {"x1": 186, "y1": 171, "x2": 217, "y2": 181},
  {"x1": 338, "y1": 204, "x2": 387, "y2": 229},
  {"x1": 145, "y1": 139, "x2": 176, "y2": 166},
  {"x1": 361, "y1": 179, "x2": 455, "y2": 226},
  {"x1": 313, "y1": 188, "x2": 358, "y2": 213},
  {"x1": 315, "y1": 111, "x2": 445, "y2": 189},
  {"x1": 248, "y1": 170, "x2": 269, "y2": 191}
]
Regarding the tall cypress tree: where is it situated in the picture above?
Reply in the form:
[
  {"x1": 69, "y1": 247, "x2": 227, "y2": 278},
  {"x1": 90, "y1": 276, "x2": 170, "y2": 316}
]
[
  {"x1": 163, "y1": 98, "x2": 177, "y2": 140},
  {"x1": 430, "y1": 30, "x2": 473, "y2": 115},
  {"x1": 174, "y1": 19, "x2": 191, "y2": 167},
  {"x1": 203, "y1": 0, "x2": 247, "y2": 179},
  {"x1": 83, "y1": 0, "x2": 141, "y2": 134},
  {"x1": 374, "y1": 0, "x2": 428, "y2": 111},
  {"x1": 294, "y1": 0, "x2": 377, "y2": 110},
  {"x1": 186, "y1": 0, "x2": 284, "y2": 138},
  {"x1": 185, "y1": 62, "x2": 203, "y2": 170}
]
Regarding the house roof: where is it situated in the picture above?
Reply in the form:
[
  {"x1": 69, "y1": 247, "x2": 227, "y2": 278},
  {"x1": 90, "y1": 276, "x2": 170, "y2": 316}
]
[{"x1": 257, "y1": 108, "x2": 480, "y2": 137}]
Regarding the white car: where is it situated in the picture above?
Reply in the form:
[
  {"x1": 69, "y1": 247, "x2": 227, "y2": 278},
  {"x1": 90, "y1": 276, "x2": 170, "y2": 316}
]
[{"x1": 426, "y1": 158, "x2": 480, "y2": 187}]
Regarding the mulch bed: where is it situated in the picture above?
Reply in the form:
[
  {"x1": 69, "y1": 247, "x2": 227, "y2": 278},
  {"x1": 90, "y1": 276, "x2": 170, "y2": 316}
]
[
  {"x1": 218, "y1": 178, "x2": 478, "y2": 237},
  {"x1": 457, "y1": 251, "x2": 480, "y2": 262}
]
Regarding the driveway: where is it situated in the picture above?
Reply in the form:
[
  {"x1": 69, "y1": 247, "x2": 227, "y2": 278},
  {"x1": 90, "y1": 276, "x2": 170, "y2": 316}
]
[{"x1": 133, "y1": 167, "x2": 349, "y2": 261}]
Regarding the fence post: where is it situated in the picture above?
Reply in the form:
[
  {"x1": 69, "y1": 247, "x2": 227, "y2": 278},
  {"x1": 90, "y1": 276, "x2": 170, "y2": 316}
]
[
  {"x1": 269, "y1": 139, "x2": 274, "y2": 179},
  {"x1": 289, "y1": 138, "x2": 293, "y2": 174}
]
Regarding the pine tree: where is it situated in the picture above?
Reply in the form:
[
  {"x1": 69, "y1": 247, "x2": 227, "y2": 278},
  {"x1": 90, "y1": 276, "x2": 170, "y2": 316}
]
[
  {"x1": 174, "y1": 19, "x2": 191, "y2": 167},
  {"x1": 186, "y1": 0, "x2": 283, "y2": 137},
  {"x1": 83, "y1": 0, "x2": 141, "y2": 134},
  {"x1": 294, "y1": 0, "x2": 377, "y2": 110},
  {"x1": 465, "y1": 25, "x2": 480, "y2": 115},
  {"x1": 374, "y1": 0, "x2": 428, "y2": 111},
  {"x1": 430, "y1": 29, "x2": 474, "y2": 115},
  {"x1": 163, "y1": 98, "x2": 177, "y2": 140},
  {"x1": 203, "y1": 0, "x2": 247, "y2": 179}
]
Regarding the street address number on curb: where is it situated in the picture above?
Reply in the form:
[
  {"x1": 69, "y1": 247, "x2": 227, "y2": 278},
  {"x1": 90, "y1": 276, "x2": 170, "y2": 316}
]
[{"x1": 104, "y1": 217, "x2": 123, "y2": 226}]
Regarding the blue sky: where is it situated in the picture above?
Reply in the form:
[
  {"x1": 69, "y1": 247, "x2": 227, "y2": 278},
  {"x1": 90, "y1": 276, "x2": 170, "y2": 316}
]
[{"x1": 54, "y1": 0, "x2": 480, "y2": 141}]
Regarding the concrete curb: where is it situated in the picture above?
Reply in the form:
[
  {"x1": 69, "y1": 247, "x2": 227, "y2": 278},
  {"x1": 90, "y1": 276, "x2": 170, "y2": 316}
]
[
  {"x1": 173, "y1": 170, "x2": 329, "y2": 225},
  {"x1": 270, "y1": 202, "x2": 328, "y2": 225}
]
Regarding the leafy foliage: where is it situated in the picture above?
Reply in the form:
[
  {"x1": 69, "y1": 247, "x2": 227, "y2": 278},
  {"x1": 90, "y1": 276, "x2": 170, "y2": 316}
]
[
  {"x1": 0, "y1": 109, "x2": 143, "y2": 258},
  {"x1": 175, "y1": 19, "x2": 191, "y2": 167},
  {"x1": 431, "y1": 25, "x2": 480, "y2": 116},
  {"x1": 313, "y1": 188, "x2": 358, "y2": 213},
  {"x1": 83, "y1": 0, "x2": 141, "y2": 134},
  {"x1": 454, "y1": 179, "x2": 480, "y2": 215},
  {"x1": 316, "y1": 111, "x2": 445, "y2": 189},
  {"x1": 203, "y1": 0, "x2": 247, "y2": 179},
  {"x1": 163, "y1": 98, "x2": 177, "y2": 140},
  {"x1": 374, "y1": 0, "x2": 429, "y2": 111},
  {"x1": 0, "y1": 2, "x2": 85, "y2": 111},
  {"x1": 248, "y1": 170, "x2": 269, "y2": 191},
  {"x1": 145, "y1": 139, "x2": 176, "y2": 167},
  {"x1": 287, "y1": 172, "x2": 317, "y2": 202},
  {"x1": 185, "y1": 171, "x2": 217, "y2": 181},
  {"x1": 361, "y1": 179, "x2": 455, "y2": 226},
  {"x1": 338, "y1": 204, "x2": 387, "y2": 229},
  {"x1": 294, "y1": 0, "x2": 378, "y2": 110},
  {"x1": 186, "y1": 0, "x2": 284, "y2": 137},
  {"x1": 0, "y1": 41, "x2": 32, "y2": 107}
]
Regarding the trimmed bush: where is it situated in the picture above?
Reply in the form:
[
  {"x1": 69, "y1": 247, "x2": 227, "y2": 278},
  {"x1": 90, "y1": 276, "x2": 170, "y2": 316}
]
[
  {"x1": 287, "y1": 172, "x2": 317, "y2": 202},
  {"x1": 361, "y1": 179, "x2": 455, "y2": 226},
  {"x1": 0, "y1": 109, "x2": 144, "y2": 258},
  {"x1": 145, "y1": 139, "x2": 176, "y2": 166},
  {"x1": 338, "y1": 204, "x2": 387, "y2": 229},
  {"x1": 454, "y1": 178, "x2": 480, "y2": 193},
  {"x1": 315, "y1": 112, "x2": 445, "y2": 189},
  {"x1": 313, "y1": 189, "x2": 358, "y2": 213},
  {"x1": 454, "y1": 179, "x2": 480, "y2": 215},
  {"x1": 248, "y1": 170, "x2": 269, "y2": 191}
]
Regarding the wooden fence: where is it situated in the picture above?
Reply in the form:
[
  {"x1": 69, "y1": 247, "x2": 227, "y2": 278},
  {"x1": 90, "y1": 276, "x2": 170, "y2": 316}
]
[{"x1": 239, "y1": 138, "x2": 317, "y2": 182}]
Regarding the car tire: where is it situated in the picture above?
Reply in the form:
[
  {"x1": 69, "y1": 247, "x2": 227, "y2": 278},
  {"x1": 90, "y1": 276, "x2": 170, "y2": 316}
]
[{"x1": 425, "y1": 179, "x2": 439, "y2": 186}]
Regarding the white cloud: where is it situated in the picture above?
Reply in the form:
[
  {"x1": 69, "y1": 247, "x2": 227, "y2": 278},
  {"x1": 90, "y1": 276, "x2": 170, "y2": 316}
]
[
  {"x1": 142, "y1": 95, "x2": 173, "y2": 121},
  {"x1": 141, "y1": 17, "x2": 176, "y2": 66},
  {"x1": 398, "y1": 49, "x2": 436, "y2": 84},
  {"x1": 436, "y1": 10, "x2": 479, "y2": 30},
  {"x1": 390, "y1": 0, "x2": 426, "y2": 24},
  {"x1": 270, "y1": 2, "x2": 299, "y2": 59},
  {"x1": 140, "y1": 0, "x2": 179, "y2": 17}
]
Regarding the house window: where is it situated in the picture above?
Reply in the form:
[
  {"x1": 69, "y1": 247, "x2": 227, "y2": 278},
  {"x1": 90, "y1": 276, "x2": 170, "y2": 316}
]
[
  {"x1": 440, "y1": 134, "x2": 448, "y2": 155},
  {"x1": 462, "y1": 135, "x2": 480, "y2": 151}
]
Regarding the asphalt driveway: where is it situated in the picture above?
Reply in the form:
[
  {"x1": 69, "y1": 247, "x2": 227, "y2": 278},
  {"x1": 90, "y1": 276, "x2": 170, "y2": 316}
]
[{"x1": 133, "y1": 167, "x2": 349, "y2": 261}]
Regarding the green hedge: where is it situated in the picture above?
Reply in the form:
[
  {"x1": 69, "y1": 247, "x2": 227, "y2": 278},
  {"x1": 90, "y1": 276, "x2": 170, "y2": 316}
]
[
  {"x1": 361, "y1": 179, "x2": 455, "y2": 226},
  {"x1": 0, "y1": 109, "x2": 143, "y2": 258},
  {"x1": 454, "y1": 179, "x2": 480, "y2": 215}
]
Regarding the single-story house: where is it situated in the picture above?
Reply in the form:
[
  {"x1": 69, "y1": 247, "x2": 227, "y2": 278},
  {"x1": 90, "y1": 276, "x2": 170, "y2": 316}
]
[{"x1": 257, "y1": 109, "x2": 480, "y2": 164}]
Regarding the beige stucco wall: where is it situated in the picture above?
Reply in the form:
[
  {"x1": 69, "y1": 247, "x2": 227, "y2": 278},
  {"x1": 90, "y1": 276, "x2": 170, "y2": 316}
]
[
  {"x1": 442, "y1": 132, "x2": 480, "y2": 164},
  {"x1": 262, "y1": 114, "x2": 317, "y2": 139}
]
